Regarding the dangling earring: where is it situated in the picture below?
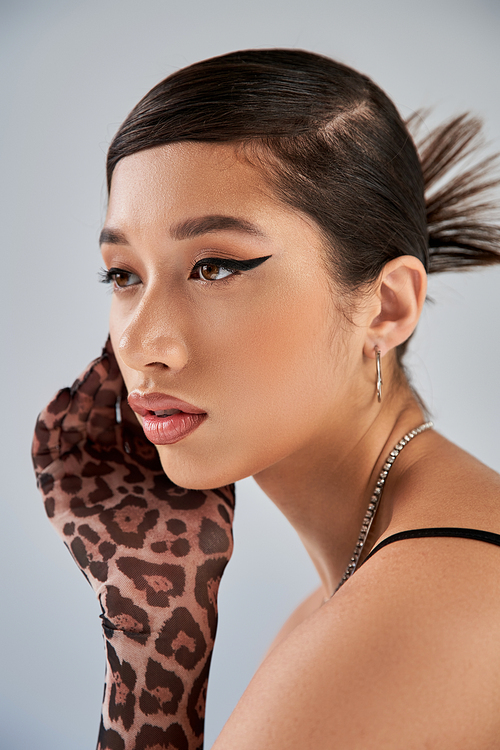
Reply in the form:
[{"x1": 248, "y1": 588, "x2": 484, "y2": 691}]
[{"x1": 375, "y1": 347, "x2": 383, "y2": 403}]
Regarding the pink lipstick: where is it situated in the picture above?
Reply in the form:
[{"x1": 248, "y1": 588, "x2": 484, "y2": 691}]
[{"x1": 127, "y1": 391, "x2": 207, "y2": 445}]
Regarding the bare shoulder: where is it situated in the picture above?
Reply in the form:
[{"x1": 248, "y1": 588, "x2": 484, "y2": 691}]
[
  {"x1": 214, "y1": 534, "x2": 500, "y2": 749},
  {"x1": 263, "y1": 586, "x2": 326, "y2": 659},
  {"x1": 386, "y1": 431, "x2": 500, "y2": 534}
]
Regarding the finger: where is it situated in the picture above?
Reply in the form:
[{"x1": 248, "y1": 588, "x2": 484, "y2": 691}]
[
  {"x1": 33, "y1": 340, "x2": 118, "y2": 469},
  {"x1": 62, "y1": 350, "x2": 113, "y2": 451},
  {"x1": 31, "y1": 351, "x2": 108, "y2": 468},
  {"x1": 32, "y1": 387, "x2": 72, "y2": 472},
  {"x1": 119, "y1": 386, "x2": 162, "y2": 469},
  {"x1": 61, "y1": 337, "x2": 122, "y2": 448}
]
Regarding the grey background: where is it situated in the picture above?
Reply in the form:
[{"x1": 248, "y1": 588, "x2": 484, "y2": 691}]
[{"x1": 1, "y1": 0, "x2": 499, "y2": 747}]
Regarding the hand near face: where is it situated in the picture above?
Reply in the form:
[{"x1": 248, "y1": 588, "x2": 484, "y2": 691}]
[{"x1": 32, "y1": 337, "x2": 235, "y2": 750}]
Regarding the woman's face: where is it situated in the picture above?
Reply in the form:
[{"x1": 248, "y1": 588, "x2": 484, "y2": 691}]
[{"x1": 102, "y1": 142, "x2": 368, "y2": 489}]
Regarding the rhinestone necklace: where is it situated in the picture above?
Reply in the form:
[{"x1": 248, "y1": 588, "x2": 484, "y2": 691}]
[{"x1": 332, "y1": 421, "x2": 434, "y2": 597}]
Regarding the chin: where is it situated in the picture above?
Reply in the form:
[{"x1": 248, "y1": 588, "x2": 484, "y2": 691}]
[{"x1": 155, "y1": 448, "x2": 240, "y2": 491}]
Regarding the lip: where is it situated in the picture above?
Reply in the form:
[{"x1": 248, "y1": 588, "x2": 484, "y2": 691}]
[
  {"x1": 128, "y1": 391, "x2": 206, "y2": 417},
  {"x1": 127, "y1": 391, "x2": 207, "y2": 446}
]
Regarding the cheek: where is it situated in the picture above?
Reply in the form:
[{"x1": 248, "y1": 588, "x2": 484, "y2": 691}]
[
  {"x1": 109, "y1": 306, "x2": 135, "y2": 392},
  {"x1": 201, "y1": 283, "x2": 346, "y2": 443}
]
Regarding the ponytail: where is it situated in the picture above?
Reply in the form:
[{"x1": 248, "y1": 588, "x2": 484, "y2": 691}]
[{"x1": 408, "y1": 113, "x2": 500, "y2": 274}]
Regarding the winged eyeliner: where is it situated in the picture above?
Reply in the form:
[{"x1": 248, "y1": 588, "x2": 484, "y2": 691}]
[{"x1": 192, "y1": 254, "x2": 272, "y2": 271}]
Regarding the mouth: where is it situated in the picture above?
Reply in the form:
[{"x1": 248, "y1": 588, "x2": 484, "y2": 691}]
[
  {"x1": 150, "y1": 408, "x2": 183, "y2": 417},
  {"x1": 128, "y1": 392, "x2": 207, "y2": 445}
]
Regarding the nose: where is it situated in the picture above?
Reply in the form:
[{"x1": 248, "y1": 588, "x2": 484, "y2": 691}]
[{"x1": 115, "y1": 291, "x2": 189, "y2": 375}]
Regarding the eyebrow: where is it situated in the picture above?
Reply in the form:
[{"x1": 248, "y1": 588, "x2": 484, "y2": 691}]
[
  {"x1": 170, "y1": 215, "x2": 267, "y2": 241},
  {"x1": 99, "y1": 228, "x2": 129, "y2": 246},
  {"x1": 99, "y1": 215, "x2": 267, "y2": 247}
]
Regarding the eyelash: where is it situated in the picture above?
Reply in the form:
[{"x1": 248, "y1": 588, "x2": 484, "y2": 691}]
[
  {"x1": 98, "y1": 267, "x2": 140, "y2": 288},
  {"x1": 98, "y1": 255, "x2": 272, "y2": 289}
]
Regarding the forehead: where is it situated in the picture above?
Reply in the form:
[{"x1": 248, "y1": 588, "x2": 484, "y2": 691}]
[
  {"x1": 107, "y1": 142, "x2": 272, "y2": 219},
  {"x1": 106, "y1": 142, "x2": 321, "y2": 240}
]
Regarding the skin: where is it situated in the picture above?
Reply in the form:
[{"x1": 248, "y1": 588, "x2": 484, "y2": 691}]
[{"x1": 102, "y1": 141, "x2": 500, "y2": 748}]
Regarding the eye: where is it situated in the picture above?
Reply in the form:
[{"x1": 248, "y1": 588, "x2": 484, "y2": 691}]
[
  {"x1": 190, "y1": 255, "x2": 272, "y2": 282},
  {"x1": 99, "y1": 267, "x2": 141, "y2": 289},
  {"x1": 192, "y1": 262, "x2": 234, "y2": 282}
]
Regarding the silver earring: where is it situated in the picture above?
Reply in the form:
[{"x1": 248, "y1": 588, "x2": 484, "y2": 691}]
[{"x1": 375, "y1": 347, "x2": 383, "y2": 403}]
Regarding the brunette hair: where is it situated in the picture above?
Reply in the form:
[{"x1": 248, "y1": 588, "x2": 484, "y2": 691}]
[{"x1": 107, "y1": 48, "x2": 500, "y2": 362}]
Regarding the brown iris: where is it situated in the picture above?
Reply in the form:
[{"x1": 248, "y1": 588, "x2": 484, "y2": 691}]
[
  {"x1": 114, "y1": 272, "x2": 131, "y2": 287},
  {"x1": 199, "y1": 263, "x2": 223, "y2": 280}
]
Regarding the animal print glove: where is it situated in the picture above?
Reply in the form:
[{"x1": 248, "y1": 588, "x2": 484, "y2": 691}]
[{"x1": 32, "y1": 338, "x2": 235, "y2": 750}]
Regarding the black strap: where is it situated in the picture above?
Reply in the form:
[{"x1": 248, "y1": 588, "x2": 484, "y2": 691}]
[{"x1": 362, "y1": 527, "x2": 500, "y2": 566}]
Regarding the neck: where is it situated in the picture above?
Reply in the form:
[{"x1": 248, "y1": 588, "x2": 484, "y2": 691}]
[{"x1": 252, "y1": 386, "x2": 427, "y2": 597}]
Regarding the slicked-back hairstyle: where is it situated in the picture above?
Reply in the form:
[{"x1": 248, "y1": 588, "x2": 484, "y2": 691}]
[{"x1": 107, "y1": 48, "x2": 500, "y2": 361}]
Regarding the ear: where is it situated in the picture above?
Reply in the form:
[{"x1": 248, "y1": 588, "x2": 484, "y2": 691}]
[{"x1": 363, "y1": 256, "x2": 427, "y2": 359}]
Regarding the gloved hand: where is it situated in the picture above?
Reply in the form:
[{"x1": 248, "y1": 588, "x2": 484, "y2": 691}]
[{"x1": 32, "y1": 338, "x2": 235, "y2": 750}]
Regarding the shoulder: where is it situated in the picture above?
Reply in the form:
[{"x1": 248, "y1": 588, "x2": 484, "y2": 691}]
[
  {"x1": 382, "y1": 432, "x2": 500, "y2": 541},
  {"x1": 263, "y1": 586, "x2": 326, "y2": 658},
  {"x1": 214, "y1": 534, "x2": 500, "y2": 749}
]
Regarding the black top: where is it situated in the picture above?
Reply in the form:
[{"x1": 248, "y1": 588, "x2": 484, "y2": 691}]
[{"x1": 362, "y1": 527, "x2": 500, "y2": 566}]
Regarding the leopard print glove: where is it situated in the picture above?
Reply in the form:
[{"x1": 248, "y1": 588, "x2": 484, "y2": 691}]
[{"x1": 32, "y1": 338, "x2": 235, "y2": 750}]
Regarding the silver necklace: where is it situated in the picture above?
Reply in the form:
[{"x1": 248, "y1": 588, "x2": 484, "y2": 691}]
[{"x1": 332, "y1": 421, "x2": 434, "y2": 596}]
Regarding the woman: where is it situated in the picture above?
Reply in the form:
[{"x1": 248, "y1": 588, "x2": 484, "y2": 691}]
[{"x1": 33, "y1": 48, "x2": 500, "y2": 749}]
